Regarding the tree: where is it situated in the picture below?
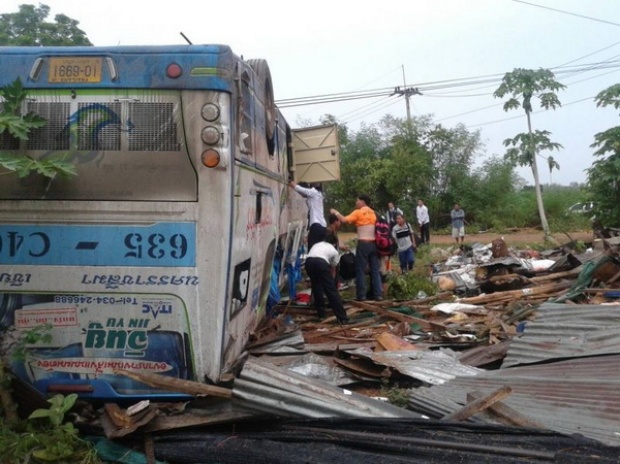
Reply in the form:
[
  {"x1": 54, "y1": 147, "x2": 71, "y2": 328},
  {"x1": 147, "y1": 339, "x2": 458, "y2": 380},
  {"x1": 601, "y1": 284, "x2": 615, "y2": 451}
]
[
  {"x1": 423, "y1": 122, "x2": 482, "y2": 220},
  {"x1": 0, "y1": 3, "x2": 91, "y2": 46},
  {"x1": 493, "y1": 68, "x2": 565, "y2": 239},
  {"x1": 587, "y1": 84, "x2": 620, "y2": 228}
]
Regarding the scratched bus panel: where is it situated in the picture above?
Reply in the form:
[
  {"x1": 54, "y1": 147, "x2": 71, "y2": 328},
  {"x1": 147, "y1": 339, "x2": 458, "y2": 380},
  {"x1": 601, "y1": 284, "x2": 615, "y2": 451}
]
[
  {"x1": 0, "y1": 292, "x2": 194, "y2": 398},
  {"x1": 0, "y1": 223, "x2": 195, "y2": 267}
]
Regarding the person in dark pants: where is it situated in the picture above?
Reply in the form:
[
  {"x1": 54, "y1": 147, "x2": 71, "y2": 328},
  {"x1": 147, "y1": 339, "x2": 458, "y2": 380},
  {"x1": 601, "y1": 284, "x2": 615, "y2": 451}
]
[
  {"x1": 304, "y1": 241, "x2": 349, "y2": 324},
  {"x1": 289, "y1": 181, "x2": 326, "y2": 251},
  {"x1": 416, "y1": 199, "x2": 431, "y2": 245},
  {"x1": 330, "y1": 195, "x2": 383, "y2": 301}
]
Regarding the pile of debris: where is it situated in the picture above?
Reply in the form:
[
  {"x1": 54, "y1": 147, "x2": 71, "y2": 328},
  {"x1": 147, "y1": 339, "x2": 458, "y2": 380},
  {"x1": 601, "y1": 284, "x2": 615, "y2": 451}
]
[{"x1": 54, "y1": 236, "x2": 620, "y2": 462}]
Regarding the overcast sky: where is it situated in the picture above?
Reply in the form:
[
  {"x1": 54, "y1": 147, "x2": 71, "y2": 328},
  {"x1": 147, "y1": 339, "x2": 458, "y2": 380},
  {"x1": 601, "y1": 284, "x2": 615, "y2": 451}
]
[{"x1": 4, "y1": 0, "x2": 620, "y2": 185}]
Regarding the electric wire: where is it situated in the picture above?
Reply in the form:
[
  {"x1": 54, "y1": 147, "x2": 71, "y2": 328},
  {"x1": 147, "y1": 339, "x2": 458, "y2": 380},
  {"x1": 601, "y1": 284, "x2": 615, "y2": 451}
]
[{"x1": 512, "y1": 0, "x2": 620, "y2": 28}]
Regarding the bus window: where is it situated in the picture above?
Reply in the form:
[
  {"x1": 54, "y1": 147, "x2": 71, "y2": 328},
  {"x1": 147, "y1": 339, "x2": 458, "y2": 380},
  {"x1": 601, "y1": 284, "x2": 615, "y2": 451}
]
[
  {"x1": 239, "y1": 76, "x2": 253, "y2": 154},
  {"x1": 255, "y1": 192, "x2": 263, "y2": 224}
]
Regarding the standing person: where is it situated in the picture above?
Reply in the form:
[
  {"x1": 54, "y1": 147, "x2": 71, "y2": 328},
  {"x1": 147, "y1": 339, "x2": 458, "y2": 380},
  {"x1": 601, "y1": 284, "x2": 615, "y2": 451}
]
[
  {"x1": 416, "y1": 199, "x2": 430, "y2": 245},
  {"x1": 387, "y1": 202, "x2": 403, "y2": 231},
  {"x1": 304, "y1": 241, "x2": 349, "y2": 324},
  {"x1": 392, "y1": 213, "x2": 416, "y2": 273},
  {"x1": 451, "y1": 203, "x2": 466, "y2": 246},
  {"x1": 330, "y1": 195, "x2": 383, "y2": 301},
  {"x1": 289, "y1": 181, "x2": 326, "y2": 251}
]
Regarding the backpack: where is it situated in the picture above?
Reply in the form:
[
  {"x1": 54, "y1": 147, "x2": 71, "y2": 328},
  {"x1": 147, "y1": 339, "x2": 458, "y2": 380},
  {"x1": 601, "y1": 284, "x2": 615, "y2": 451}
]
[
  {"x1": 339, "y1": 251, "x2": 356, "y2": 280},
  {"x1": 375, "y1": 215, "x2": 396, "y2": 256}
]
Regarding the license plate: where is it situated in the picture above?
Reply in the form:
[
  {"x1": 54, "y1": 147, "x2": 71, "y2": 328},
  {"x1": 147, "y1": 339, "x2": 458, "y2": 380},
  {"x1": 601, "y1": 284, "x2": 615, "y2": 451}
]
[{"x1": 48, "y1": 57, "x2": 102, "y2": 83}]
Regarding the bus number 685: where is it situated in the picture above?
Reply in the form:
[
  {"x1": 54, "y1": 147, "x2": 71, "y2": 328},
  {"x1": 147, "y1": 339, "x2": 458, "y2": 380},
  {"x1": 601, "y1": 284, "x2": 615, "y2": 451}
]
[{"x1": 124, "y1": 233, "x2": 188, "y2": 260}]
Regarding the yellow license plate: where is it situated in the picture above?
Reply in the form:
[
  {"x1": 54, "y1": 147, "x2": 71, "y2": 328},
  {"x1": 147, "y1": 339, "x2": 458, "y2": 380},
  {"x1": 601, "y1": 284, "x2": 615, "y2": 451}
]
[{"x1": 48, "y1": 57, "x2": 102, "y2": 83}]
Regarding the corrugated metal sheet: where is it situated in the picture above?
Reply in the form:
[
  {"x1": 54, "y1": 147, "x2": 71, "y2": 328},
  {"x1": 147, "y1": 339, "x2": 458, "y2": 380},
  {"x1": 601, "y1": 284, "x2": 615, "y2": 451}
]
[
  {"x1": 503, "y1": 302, "x2": 620, "y2": 367},
  {"x1": 233, "y1": 356, "x2": 420, "y2": 419},
  {"x1": 408, "y1": 354, "x2": 620, "y2": 446},
  {"x1": 350, "y1": 348, "x2": 482, "y2": 385}
]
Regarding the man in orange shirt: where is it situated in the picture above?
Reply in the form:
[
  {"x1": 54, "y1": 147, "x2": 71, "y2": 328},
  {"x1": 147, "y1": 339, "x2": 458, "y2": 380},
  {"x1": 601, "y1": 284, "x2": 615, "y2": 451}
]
[{"x1": 330, "y1": 195, "x2": 383, "y2": 301}]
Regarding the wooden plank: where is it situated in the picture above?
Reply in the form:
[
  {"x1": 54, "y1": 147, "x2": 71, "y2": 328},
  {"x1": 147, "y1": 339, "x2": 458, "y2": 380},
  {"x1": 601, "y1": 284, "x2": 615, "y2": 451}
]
[
  {"x1": 375, "y1": 332, "x2": 419, "y2": 352},
  {"x1": 457, "y1": 281, "x2": 573, "y2": 305},
  {"x1": 443, "y1": 386, "x2": 512, "y2": 422},
  {"x1": 114, "y1": 369, "x2": 232, "y2": 398},
  {"x1": 350, "y1": 300, "x2": 446, "y2": 332},
  {"x1": 467, "y1": 391, "x2": 544, "y2": 428}
]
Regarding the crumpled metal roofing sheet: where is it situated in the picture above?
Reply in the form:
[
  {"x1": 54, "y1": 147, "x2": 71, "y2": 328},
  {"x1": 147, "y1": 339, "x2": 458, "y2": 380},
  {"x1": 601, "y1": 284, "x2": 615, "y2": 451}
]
[
  {"x1": 233, "y1": 356, "x2": 420, "y2": 419},
  {"x1": 503, "y1": 302, "x2": 620, "y2": 368},
  {"x1": 408, "y1": 354, "x2": 620, "y2": 446},
  {"x1": 352, "y1": 348, "x2": 483, "y2": 385}
]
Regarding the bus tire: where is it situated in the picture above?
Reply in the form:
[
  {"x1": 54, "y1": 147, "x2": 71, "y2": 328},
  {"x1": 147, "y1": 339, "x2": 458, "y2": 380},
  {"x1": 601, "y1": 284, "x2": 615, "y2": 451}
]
[{"x1": 247, "y1": 59, "x2": 276, "y2": 143}]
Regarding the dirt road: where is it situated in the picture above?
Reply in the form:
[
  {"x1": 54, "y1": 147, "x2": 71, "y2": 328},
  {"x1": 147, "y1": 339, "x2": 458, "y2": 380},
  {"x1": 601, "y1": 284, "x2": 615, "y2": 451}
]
[
  {"x1": 428, "y1": 229, "x2": 593, "y2": 246},
  {"x1": 341, "y1": 229, "x2": 593, "y2": 247}
]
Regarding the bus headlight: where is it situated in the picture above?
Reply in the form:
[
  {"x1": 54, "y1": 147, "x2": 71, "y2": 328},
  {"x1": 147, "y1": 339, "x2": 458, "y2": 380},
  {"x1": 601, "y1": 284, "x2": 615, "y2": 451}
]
[
  {"x1": 201, "y1": 103, "x2": 220, "y2": 122},
  {"x1": 201, "y1": 126, "x2": 221, "y2": 145}
]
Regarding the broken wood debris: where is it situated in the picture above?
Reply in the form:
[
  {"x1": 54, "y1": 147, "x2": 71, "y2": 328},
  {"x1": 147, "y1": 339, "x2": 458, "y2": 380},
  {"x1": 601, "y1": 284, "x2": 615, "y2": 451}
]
[{"x1": 61, "y1": 236, "x2": 620, "y2": 450}]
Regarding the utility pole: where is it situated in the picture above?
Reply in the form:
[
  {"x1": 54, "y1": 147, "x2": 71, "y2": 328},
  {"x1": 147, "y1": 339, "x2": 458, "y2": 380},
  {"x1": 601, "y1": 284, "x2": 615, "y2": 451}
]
[{"x1": 393, "y1": 66, "x2": 421, "y2": 128}]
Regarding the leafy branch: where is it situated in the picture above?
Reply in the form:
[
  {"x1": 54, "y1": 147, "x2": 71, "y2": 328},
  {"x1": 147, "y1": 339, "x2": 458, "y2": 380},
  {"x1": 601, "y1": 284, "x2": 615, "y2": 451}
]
[{"x1": 0, "y1": 78, "x2": 77, "y2": 178}]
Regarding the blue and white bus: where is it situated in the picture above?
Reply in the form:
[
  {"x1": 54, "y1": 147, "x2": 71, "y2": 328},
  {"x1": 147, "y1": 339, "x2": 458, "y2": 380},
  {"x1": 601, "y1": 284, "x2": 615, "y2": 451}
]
[{"x1": 0, "y1": 45, "x2": 339, "y2": 399}]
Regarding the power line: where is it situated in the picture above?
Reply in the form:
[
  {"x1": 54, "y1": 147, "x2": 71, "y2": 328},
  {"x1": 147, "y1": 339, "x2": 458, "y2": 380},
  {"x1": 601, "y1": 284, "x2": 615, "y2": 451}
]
[
  {"x1": 275, "y1": 60, "x2": 620, "y2": 109},
  {"x1": 468, "y1": 96, "x2": 594, "y2": 128},
  {"x1": 512, "y1": 0, "x2": 620, "y2": 28}
]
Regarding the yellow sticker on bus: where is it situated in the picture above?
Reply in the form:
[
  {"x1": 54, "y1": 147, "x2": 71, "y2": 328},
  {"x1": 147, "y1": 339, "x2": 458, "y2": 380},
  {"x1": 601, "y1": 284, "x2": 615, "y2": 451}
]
[{"x1": 48, "y1": 57, "x2": 102, "y2": 83}]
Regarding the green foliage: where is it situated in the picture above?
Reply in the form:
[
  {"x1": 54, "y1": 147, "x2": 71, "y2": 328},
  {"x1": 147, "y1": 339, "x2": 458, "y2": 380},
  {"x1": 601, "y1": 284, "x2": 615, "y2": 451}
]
[
  {"x1": 0, "y1": 394, "x2": 100, "y2": 463},
  {"x1": 0, "y1": 78, "x2": 78, "y2": 178},
  {"x1": 11, "y1": 324, "x2": 53, "y2": 361},
  {"x1": 0, "y1": 152, "x2": 77, "y2": 178},
  {"x1": 0, "y1": 4, "x2": 92, "y2": 46},
  {"x1": 324, "y1": 114, "x2": 483, "y2": 220},
  {"x1": 1, "y1": 327, "x2": 100, "y2": 463},
  {"x1": 380, "y1": 379, "x2": 410, "y2": 408},
  {"x1": 317, "y1": 97, "x2": 587, "y2": 234},
  {"x1": 503, "y1": 130, "x2": 562, "y2": 167},
  {"x1": 387, "y1": 271, "x2": 438, "y2": 300},
  {"x1": 29, "y1": 394, "x2": 78, "y2": 428},
  {"x1": 0, "y1": 78, "x2": 46, "y2": 138},
  {"x1": 493, "y1": 68, "x2": 565, "y2": 113},
  {"x1": 587, "y1": 83, "x2": 620, "y2": 228}
]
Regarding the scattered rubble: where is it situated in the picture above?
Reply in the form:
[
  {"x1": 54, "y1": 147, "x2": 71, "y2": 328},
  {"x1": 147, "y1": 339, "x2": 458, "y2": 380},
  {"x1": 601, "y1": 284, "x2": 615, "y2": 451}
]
[{"x1": 13, "y1": 235, "x2": 620, "y2": 462}]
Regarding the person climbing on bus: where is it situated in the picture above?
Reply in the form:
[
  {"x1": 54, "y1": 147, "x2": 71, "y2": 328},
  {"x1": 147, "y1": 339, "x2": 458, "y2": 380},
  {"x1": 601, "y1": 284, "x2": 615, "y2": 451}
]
[{"x1": 289, "y1": 181, "x2": 326, "y2": 251}]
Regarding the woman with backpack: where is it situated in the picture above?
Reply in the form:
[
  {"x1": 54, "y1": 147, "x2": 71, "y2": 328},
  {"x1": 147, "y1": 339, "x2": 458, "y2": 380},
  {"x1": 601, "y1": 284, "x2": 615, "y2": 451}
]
[{"x1": 392, "y1": 213, "x2": 417, "y2": 273}]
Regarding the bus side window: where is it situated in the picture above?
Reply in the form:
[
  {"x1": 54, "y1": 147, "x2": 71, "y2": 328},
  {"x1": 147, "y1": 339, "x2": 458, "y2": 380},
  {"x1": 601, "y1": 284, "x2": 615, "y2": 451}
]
[{"x1": 239, "y1": 78, "x2": 253, "y2": 154}]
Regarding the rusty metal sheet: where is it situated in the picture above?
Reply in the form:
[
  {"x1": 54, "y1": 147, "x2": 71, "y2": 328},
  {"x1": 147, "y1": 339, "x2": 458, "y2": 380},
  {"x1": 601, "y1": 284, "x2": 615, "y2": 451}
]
[
  {"x1": 232, "y1": 356, "x2": 420, "y2": 419},
  {"x1": 355, "y1": 349, "x2": 482, "y2": 385},
  {"x1": 408, "y1": 354, "x2": 620, "y2": 446},
  {"x1": 503, "y1": 302, "x2": 620, "y2": 367}
]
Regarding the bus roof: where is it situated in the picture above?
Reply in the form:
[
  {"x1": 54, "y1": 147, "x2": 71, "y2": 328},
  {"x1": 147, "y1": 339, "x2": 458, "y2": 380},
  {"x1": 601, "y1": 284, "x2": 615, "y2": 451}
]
[{"x1": 0, "y1": 44, "x2": 240, "y2": 90}]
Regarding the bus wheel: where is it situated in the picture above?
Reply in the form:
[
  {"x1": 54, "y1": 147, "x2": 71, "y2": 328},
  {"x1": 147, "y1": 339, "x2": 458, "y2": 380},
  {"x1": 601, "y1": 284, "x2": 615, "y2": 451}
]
[{"x1": 247, "y1": 59, "x2": 276, "y2": 144}]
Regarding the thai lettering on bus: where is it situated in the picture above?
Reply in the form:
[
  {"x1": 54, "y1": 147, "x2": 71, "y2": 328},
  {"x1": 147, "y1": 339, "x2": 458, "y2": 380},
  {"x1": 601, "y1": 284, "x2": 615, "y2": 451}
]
[{"x1": 0, "y1": 231, "x2": 50, "y2": 258}]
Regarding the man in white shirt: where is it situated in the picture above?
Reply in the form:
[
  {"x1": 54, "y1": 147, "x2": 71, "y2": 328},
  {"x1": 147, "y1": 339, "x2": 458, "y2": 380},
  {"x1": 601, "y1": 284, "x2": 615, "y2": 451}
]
[
  {"x1": 289, "y1": 181, "x2": 326, "y2": 251},
  {"x1": 416, "y1": 199, "x2": 430, "y2": 245},
  {"x1": 304, "y1": 241, "x2": 349, "y2": 324}
]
